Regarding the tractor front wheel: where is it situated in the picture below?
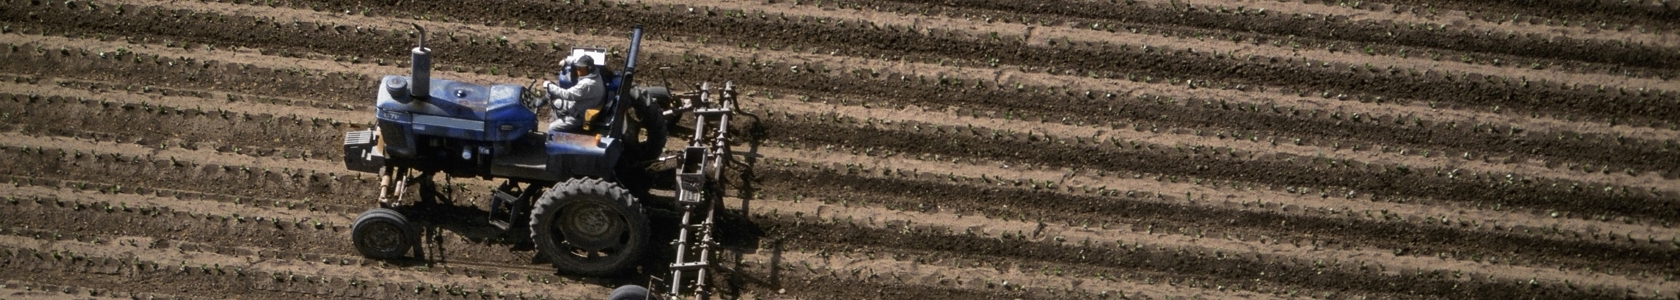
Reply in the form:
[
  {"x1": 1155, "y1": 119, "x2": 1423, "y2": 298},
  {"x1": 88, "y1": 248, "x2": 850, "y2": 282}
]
[
  {"x1": 530, "y1": 178, "x2": 649, "y2": 276},
  {"x1": 351, "y1": 208, "x2": 414, "y2": 259}
]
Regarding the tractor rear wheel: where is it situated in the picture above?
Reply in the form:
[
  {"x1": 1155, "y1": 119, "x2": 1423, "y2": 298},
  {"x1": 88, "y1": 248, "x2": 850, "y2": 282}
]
[
  {"x1": 618, "y1": 87, "x2": 671, "y2": 196},
  {"x1": 627, "y1": 86, "x2": 670, "y2": 160},
  {"x1": 529, "y1": 178, "x2": 649, "y2": 276},
  {"x1": 351, "y1": 208, "x2": 413, "y2": 259}
]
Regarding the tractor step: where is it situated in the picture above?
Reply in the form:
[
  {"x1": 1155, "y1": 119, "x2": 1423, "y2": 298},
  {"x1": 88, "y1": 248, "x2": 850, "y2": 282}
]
[{"x1": 487, "y1": 183, "x2": 529, "y2": 232}]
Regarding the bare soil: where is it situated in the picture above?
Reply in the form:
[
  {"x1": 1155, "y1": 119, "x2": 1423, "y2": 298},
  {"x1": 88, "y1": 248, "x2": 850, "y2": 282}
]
[{"x1": 1, "y1": 0, "x2": 1677, "y2": 299}]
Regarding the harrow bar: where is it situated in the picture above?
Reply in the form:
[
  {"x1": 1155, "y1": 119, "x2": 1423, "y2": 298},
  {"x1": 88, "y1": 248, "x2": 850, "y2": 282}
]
[{"x1": 664, "y1": 82, "x2": 735, "y2": 300}]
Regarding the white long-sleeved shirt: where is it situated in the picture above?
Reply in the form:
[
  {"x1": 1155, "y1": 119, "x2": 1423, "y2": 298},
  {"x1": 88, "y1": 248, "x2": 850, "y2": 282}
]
[{"x1": 545, "y1": 73, "x2": 604, "y2": 118}]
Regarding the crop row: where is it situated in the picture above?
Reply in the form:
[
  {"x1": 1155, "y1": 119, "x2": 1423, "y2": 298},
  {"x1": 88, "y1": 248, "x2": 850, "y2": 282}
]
[
  {"x1": 295, "y1": 0, "x2": 1680, "y2": 74},
  {"x1": 740, "y1": 206, "x2": 1643, "y2": 300},
  {"x1": 6, "y1": 70, "x2": 1673, "y2": 274},
  {"x1": 0, "y1": 139, "x2": 382, "y2": 208},
  {"x1": 1365, "y1": 0, "x2": 1680, "y2": 31},
  {"x1": 0, "y1": 183, "x2": 554, "y2": 272},
  {"x1": 6, "y1": 47, "x2": 1673, "y2": 227},
  {"x1": 828, "y1": 0, "x2": 1680, "y2": 67},
  {"x1": 640, "y1": 0, "x2": 1674, "y2": 95},
  {"x1": 747, "y1": 112, "x2": 1679, "y2": 221},
  {"x1": 0, "y1": 92, "x2": 356, "y2": 162},
  {"x1": 8, "y1": 31, "x2": 1675, "y2": 179},
  {"x1": 732, "y1": 195, "x2": 1680, "y2": 299},
  {"x1": 7, "y1": 129, "x2": 1675, "y2": 280},
  {"x1": 719, "y1": 243, "x2": 1257, "y2": 300},
  {"x1": 9, "y1": 109, "x2": 1666, "y2": 294},
  {"x1": 0, "y1": 160, "x2": 973, "y2": 300},
  {"x1": 9, "y1": 32, "x2": 1675, "y2": 197},
  {"x1": 6, "y1": 4, "x2": 1673, "y2": 144},
  {"x1": 11, "y1": 44, "x2": 1667, "y2": 197},
  {"x1": 6, "y1": 0, "x2": 1677, "y2": 125},
  {"x1": 0, "y1": 233, "x2": 596, "y2": 300},
  {"x1": 742, "y1": 155, "x2": 1680, "y2": 276},
  {"x1": 748, "y1": 142, "x2": 1680, "y2": 253},
  {"x1": 670, "y1": 62, "x2": 1680, "y2": 180},
  {"x1": 744, "y1": 89, "x2": 1677, "y2": 191},
  {"x1": 16, "y1": 127, "x2": 1666, "y2": 298}
]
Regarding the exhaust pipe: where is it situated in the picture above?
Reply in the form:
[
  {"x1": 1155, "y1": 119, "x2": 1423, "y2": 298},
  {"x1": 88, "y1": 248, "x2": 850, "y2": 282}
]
[
  {"x1": 616, "y1": 25, "x2": 644, "y2": 99},
  {"x1": 624, "y1": 25, "x2": 643, "y2": 71},
  {"x1": 409, "y1": 24, "x2": 431, "y2": 100}
]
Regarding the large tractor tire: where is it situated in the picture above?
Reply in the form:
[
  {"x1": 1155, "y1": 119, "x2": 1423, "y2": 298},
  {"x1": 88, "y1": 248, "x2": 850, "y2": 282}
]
[
  {"x1": 351, "y1": 208, "x2": 414, "y2": 259},
  {"x1": 626, "y1": 86, "x2": 670, "y2": 161},
  {"x1": 529, "y1": 178, "x2": 650, "y2": 276},
  {"x1": 618, "y1": 87, "x2": 671, "y2": 196}
]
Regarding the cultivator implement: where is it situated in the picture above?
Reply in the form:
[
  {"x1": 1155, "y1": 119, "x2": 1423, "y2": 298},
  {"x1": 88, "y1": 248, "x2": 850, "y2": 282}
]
[{"x1": 660, "y1": 82, "x2": 736, "y2": 300}]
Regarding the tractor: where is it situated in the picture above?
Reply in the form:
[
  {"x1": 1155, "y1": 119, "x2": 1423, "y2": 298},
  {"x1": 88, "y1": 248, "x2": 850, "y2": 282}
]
[{"x1": 340, "y1": 23, "x2": 735, "y2": 296}]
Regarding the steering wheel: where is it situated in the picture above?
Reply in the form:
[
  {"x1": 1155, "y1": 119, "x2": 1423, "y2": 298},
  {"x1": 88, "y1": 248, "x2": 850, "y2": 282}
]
[{"x1": 521, "y1": 79, "x2": 546, "y2": 113}]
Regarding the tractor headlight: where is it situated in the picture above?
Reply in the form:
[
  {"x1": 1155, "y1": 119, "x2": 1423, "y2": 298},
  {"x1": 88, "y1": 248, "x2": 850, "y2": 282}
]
[{"x1": 499, "y1": 124, "x2": 515, "y2": 131}]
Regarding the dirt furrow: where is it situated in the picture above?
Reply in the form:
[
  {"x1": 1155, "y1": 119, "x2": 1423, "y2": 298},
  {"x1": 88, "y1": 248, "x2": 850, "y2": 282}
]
[
  {"x1": 749, "y1": 144, "x2": 1680, "y2": 253},
  {"x1": 11, "y1": 0, "x2": 1677, "y2": 126},
  {"x1": 0, "y1": 280, "x2": 173, "y2": 300},
  {"x1": 820, "y1": 0, "x2": 1680, "y2": 71},
  {"x1": 725, "y1": 245, "x2": 1293, "y2": 300},
  {"x1": 0, "y1": 234, "x2": 610, "y2": 299},
  {"x1": 15, "y1": 26, "x2": 1679, "y2": 149},
  {"x1": 1364, "y1": 0, "x2": 1680, "y2": 32},
  {"x1": 6, "y1": 28, "x2": 1673, "y2": 180},
  {"x1": 0, "y1": 183, "x2": 559, "y2": 272},
  {"x1": 1134, "y1": 0, "x2": 1680, "y2": 48},
  {"x1": 746, "y1": 94, "x2": 1680, "y2": 193},
  {"x1": 0, "y1": 132, "x2": 389, "y2": 212},
  {"x1": 751, "y1": 114, "x2": 1680, "y2": 221},
  {"x1": 655, "y1": 0, "x2": 1676, "y2": 90},
  {"x1": 11, "y1": 47, "x2": 1673, "y2": 207},
  {"x1": 743, "y1": 157, "x2": 1680, "y2": 279},
  {"x1": 16, "y1": 122, "x2": 1680, "y2": 286},
  {"x1": 733, "y1": 202, "x2": 1652, "y2": 300},
  {"x1": 10, "y1": 5, "x2": 1680, "y2": 149},
  {"x1": 76, "y1": 0, "x2": 1680, "y2": 133},
  {"x1": 13, "y1": 32, "x2": 1680, "y2": 224},
  {"x1": 0, "y1": 77, "x2": 366, "y2": 122},
  {"x1": 0, "y1": 91, "x2": 357, "y2": 163},
  {"x1": 732, "y1": 196, "x2": 1680, "y2": 297},
  {"x1": 16, "y1": 82, "x2": 1680, "y2": 274}
]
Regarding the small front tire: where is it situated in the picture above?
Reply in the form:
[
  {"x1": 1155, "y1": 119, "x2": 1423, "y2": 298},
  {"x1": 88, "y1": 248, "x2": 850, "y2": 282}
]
[
  {"x1": 352, "y1": 208, "x2": 414, "y2": 259},
  {"x1": 608, "y1": 285, "x2": 654, "y2": 300}
]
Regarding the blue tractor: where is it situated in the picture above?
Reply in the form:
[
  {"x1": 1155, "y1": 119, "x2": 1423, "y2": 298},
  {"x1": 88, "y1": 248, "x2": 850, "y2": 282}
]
[{"x1": 341, "y1": 25, "x2": 735, "y2": 280}]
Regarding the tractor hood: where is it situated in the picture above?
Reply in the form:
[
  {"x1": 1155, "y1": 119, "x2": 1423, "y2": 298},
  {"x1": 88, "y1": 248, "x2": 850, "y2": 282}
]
[{"x1": 375, "y1": 75, "x2": 537, "y2": 142}]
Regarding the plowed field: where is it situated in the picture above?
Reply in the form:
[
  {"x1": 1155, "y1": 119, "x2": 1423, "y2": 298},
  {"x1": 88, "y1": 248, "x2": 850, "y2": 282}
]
[{"x1": 2, "y1": 0, "x2": 1678, "y2": 299}]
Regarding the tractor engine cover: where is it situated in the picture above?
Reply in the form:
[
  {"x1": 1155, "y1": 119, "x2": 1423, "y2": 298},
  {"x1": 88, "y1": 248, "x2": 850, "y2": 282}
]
[{"x1": 375, "y1": 75, "x2": 537, "y2": 157}]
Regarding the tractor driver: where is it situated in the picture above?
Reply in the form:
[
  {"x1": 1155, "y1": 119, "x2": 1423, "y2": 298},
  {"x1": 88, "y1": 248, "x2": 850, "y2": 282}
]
[{"x1": 542, "y1": 55, "x2": 604, "y2": 133}]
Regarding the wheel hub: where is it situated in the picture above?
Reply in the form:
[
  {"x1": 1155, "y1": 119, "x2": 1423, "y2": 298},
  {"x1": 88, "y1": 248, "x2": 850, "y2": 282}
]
[
  {"x1": 556, "y1": 201, "x2": 625, "y2": 253},
  {"x1": 362, "y1": 222, "x2": 406, "y2": 253}
]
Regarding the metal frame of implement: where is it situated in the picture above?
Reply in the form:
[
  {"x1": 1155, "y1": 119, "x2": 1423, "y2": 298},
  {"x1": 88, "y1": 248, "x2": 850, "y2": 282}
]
[{"x1": 662, "y1": 81, "x2": 735, "y2": 300}]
